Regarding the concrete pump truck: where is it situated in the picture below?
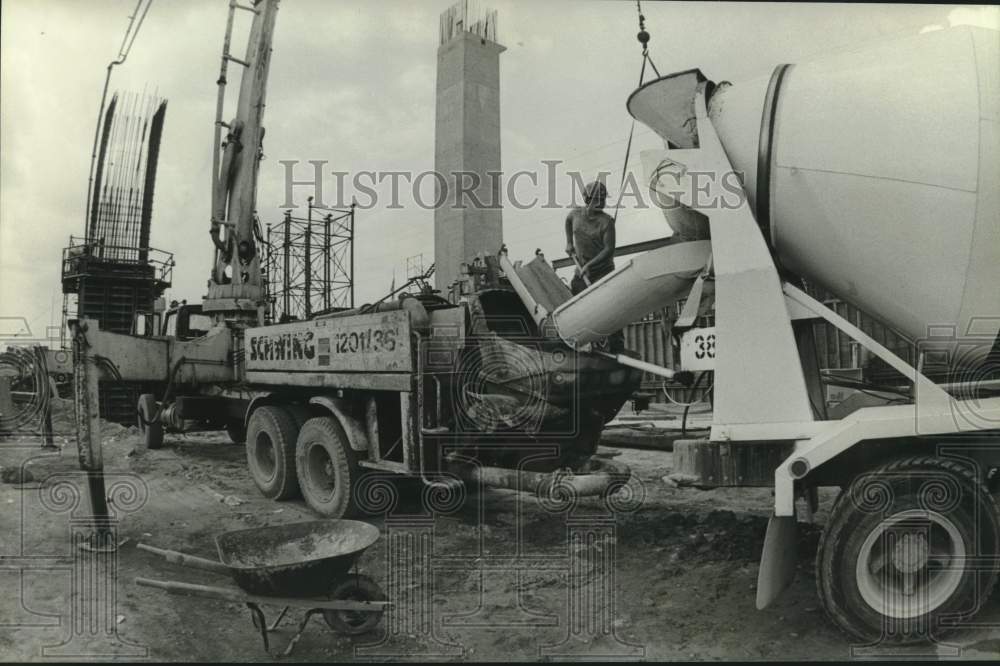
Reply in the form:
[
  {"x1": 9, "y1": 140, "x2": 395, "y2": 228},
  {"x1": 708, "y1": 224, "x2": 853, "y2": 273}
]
[{"x1": 70, "y1": 0, "x2": 639, "y2": 530}]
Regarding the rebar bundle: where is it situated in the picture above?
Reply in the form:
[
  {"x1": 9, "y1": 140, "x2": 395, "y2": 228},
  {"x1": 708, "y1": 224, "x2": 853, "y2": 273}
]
[
  {"x1": 86, "y1": 91, "x2": 167, "y2": 263},
  {"x1": 439, "y1": 0, "x2": 498, "y2": 45}
]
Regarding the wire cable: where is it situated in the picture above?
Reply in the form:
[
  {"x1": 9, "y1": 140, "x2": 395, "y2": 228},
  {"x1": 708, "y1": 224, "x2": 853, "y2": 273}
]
[{"x1": 84, "y1": 0, "x2": 156, "y2": 238}]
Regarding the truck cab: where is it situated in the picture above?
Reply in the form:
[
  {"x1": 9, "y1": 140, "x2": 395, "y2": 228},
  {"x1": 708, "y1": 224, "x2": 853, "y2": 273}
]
[{"x1": 133, "y1": 299, "x2": 212, "y2": 340}]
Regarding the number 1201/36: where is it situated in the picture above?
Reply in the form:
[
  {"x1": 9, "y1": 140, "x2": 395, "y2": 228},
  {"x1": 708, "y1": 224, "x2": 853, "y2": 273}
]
[{"x1": 332, "y1": 328, "x2": 398, "y2": 354}]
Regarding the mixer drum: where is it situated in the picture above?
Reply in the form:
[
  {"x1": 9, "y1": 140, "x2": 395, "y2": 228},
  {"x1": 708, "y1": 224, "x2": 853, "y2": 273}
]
[{"x1": 632, "y1": 26, "x2": 1000, "y2": 364}]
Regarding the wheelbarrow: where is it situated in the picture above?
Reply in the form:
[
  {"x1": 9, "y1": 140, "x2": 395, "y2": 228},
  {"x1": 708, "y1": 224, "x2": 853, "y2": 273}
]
[{"x1": 135, "y1": 520, "x2": 388, "y2": 657}]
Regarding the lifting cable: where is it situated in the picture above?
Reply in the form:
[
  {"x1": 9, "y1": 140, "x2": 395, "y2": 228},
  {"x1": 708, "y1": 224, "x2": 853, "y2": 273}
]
[{"x1": 611, "y1": 1, "x2": 661, "y2": 224}]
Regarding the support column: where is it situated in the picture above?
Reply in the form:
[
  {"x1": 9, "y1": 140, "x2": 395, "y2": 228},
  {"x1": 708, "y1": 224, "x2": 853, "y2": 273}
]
[
  {"x1": 323, "y1": 214, "x2": 332, "y2": 311},
  {"x1": 282, "y1": 210, "x2": 291, "y2": 318},
  {"x1": 433, "y1": 3, "x2": 505, "y2": 294}
]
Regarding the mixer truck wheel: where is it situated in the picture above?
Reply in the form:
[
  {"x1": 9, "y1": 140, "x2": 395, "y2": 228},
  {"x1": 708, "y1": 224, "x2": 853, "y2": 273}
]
[
  {"x1": 295, "y1": 416, "x2": 359, "y2": 518},
  {"x1": 816, "y1": 455, "x2": 1000, "y2": 643},
  {"x1": 137, "y1": 394, "x2": 164, "y2": 450},
  {"x1": 245, "y1": 406, "x2": 301, "y2": 500}
]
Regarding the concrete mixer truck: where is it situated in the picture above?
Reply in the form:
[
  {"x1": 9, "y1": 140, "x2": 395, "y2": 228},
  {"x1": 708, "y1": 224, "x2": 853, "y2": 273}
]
[{"x1": 503, "y1": 25, "x2": 999, "y2": 643}]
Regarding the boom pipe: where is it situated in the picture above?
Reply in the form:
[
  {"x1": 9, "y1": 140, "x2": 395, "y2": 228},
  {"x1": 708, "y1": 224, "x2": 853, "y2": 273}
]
[
  {"x1": 205, "y1": 0, "x2": 280, "y2": 319},
  {"x1": 83, "y1": 0, "x2": 153, "y2": 238}
]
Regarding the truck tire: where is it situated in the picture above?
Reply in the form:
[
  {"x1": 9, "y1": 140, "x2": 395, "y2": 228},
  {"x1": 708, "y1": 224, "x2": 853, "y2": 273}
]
[
  {"x1": 228, "y1": 404, "x2": 308, "y2": 445},
  {"x1": 137, "y1": 394, "x2": 164, "y2": 450},
  {"x1": 817, "y1": 455, "x2": 1000, "y2": 643},
  {"x1": 245, "y1": 406, "x2": 301, "y2": 500},
  {"x1": 295, "y1": 416, "x2": 359, "y2": 518}
]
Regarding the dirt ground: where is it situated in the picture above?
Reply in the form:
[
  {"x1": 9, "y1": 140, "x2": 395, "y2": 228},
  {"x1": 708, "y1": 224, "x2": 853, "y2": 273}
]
[{"x1": 2, "y1": 409, "x2": 1000, "y2": 661}]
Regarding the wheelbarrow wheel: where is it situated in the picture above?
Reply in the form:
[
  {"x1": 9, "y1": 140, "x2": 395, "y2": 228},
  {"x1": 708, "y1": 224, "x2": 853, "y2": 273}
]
[
  {"x1": 296, "y1": 417, "x2": 360, "y2": 518},
  {"x1": 246, "y1": 406, "x2": 301, "y2": 500},
  {"x1": 324, "y1": 574, "x2": 385, "y2": 635}
]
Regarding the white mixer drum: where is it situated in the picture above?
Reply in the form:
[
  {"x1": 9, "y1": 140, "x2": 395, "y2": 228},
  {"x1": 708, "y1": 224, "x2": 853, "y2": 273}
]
[
  {"x1": 767, "y1": 27, "x2": 999, "y2": 360},
  {"x1": 633, "y1": 27, "x2": 999, "y2": 363}
]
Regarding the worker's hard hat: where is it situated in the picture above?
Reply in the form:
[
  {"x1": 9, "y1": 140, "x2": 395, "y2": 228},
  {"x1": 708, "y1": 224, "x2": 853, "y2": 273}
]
[{"x1": 583, "y1": 181, "x2": 607, "y2": 202}]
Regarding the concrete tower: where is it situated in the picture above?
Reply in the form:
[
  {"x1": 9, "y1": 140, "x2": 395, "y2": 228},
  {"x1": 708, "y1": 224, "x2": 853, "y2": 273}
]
[{"x1": 434, "y1": 2, "x2": 505, "y2": 294}]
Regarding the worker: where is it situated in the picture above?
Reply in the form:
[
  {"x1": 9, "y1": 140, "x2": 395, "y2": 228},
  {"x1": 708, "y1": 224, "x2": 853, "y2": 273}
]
[
  {"x1": 565, "y1": 181, "x2": 616, "y2": 294},
  {"x1": 564, "y1": 180, "x2": 623, "y2": 351}
]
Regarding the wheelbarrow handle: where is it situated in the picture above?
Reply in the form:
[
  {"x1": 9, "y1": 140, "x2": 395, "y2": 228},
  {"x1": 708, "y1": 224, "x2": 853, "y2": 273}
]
[
  {"x1": 135, "y1": 576, "x2": 391, "y2": 611},
  {"x1": 135, "y1": 577, "x2": 245, "y2": 602},
  {"x1": 137, "y1": 543, "x2": 230, "y2": 575}
]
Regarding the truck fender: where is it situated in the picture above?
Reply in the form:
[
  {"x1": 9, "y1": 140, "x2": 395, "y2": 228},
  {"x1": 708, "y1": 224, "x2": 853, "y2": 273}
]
[
  {"x1": 243, "y1": 394, "x2": 281, "y2": 431},
  {"x1": 307, "y1": 395, "x2": 369, "y2": 453},
  {"x1": 242, "y1": 393, "x2": 310, "y2": 431}
]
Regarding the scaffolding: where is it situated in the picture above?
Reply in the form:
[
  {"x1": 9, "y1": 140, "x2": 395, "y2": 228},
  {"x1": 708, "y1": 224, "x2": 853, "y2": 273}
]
[
  {"x1": 265, "y1": 200, "x2": 355, "y2": 322},
  {"x1": 405, "y1": 253, "x2": 427, "y2": 281}
]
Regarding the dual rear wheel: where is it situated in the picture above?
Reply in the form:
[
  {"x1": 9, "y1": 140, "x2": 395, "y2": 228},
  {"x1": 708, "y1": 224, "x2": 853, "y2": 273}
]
[{"x1": 245, "y1": 405, "x2": 360, "y2": 517}]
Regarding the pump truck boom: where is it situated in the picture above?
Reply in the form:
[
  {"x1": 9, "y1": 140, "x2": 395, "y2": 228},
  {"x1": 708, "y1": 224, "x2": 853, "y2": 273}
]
[{"x1": 205, "y1": 0, "x2": 276, "y2": 324}]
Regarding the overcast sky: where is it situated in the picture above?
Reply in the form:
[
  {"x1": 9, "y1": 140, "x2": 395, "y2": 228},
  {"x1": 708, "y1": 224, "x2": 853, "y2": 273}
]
[{"x1": 1, "y1": 1, "x2": 996, "y2": 339}]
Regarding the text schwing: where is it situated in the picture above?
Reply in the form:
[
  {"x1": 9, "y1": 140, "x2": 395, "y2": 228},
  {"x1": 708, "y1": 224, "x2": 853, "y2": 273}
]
[{"x1": 244, "y1": 310, "x2": 413, "y2": 373}]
